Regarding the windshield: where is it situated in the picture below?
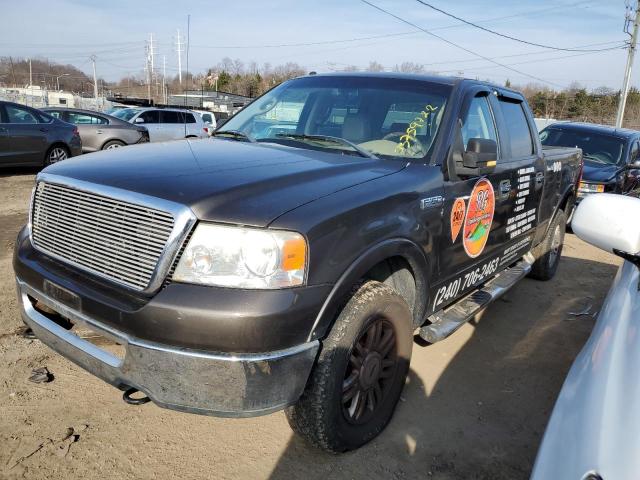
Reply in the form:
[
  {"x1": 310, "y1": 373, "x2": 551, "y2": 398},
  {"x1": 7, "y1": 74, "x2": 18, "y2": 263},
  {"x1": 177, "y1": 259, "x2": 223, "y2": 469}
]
[
  {"x1": 540, "y1": 127, "x2": 625, "y2": 165},
  {"x1": 112, "y1": 108, "x2": 142, "y2": 121},
  {"x1": 219, "y1": 76, "x2": 450, "y2": 160}
]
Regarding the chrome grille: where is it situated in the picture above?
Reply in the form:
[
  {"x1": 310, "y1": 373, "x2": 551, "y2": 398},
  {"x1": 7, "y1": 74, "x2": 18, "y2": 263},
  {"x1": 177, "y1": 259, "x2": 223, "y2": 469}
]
[{"x1": 31, "y1": 181, "x2": 175, "y2": 291}]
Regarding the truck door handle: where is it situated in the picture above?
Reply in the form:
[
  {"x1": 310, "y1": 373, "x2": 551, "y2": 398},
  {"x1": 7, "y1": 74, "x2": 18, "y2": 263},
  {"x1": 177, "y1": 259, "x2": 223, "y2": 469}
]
[
  {"x1": 96, "y1": 130, "x2": 103, "y2": 134},
  {"x1": 536, "y1": 172, "x2": 544, "y2": 186},
  {"x1": 39, "y1": 127, "x2": 49, "y2": 133}
]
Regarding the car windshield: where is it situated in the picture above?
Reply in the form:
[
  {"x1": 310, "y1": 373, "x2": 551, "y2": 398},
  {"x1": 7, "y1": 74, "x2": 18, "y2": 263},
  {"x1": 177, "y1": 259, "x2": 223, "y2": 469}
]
[
  {"x1": 112, "y1": 108, "x2": 142, "y2": 121},
  {"x1": 219, "y1": 76, "x2": 451, "y2": 160},
  {"x1": 540, "y1": 128, "x2": 625, "y2": 165}
]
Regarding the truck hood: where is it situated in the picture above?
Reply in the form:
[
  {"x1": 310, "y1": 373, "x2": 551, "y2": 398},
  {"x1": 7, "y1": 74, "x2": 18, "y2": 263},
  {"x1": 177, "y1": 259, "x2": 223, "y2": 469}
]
[
  {"x1": 43, "y1": 139, "x2": 406, "y2": 226},
  {"x1": 581, "y1": 158, "x2": 620, "y2": 184}
]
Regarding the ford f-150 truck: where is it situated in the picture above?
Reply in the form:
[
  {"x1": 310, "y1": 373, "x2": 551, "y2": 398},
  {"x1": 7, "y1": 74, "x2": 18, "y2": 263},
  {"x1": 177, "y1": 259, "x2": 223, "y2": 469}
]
[{"x1": 13, "y1": 73, "x2": 582, "y2": 452}]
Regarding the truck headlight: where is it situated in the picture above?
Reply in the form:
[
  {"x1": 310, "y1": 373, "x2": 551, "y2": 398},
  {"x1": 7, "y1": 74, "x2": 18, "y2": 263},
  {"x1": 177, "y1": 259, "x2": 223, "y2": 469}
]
[{"x1": 172, "y1": 224, "x2": 307, "y2": 288}]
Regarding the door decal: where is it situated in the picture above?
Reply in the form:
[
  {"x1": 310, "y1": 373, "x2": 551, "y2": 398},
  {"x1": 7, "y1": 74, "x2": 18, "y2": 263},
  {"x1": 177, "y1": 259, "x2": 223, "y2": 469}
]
[
  {"x1": 463, "y1": 178, "x2": 495, "y2": 258},
  {"x1": 450, "y1": 198, "x2": 466, "y2": 242}
]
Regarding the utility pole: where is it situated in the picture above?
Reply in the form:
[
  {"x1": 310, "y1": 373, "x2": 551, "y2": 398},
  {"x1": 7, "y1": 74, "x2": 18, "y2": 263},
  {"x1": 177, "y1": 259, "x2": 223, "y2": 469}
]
[
  {"x1": 29, "y1": 59, "x2": 33, "y2": 106},
  {"x1": 616, "y1": 1, "x2": 640, "y2": 128},
  {"x1": 175, "y1": 28, "x2": 183, "y2": 85},
  {"x1": 163, "y1": 55, "x2": 167, "y2": 104},
  {"x1": 90, "y1": 55, "x2": 98, "y2": 101}
]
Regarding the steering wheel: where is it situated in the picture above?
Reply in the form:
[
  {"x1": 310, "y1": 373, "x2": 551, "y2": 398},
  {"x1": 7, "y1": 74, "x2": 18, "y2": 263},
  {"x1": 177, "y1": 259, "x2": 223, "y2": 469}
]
[{"x1": 382, "y1": 132, "x2": 405, "y2": 141}]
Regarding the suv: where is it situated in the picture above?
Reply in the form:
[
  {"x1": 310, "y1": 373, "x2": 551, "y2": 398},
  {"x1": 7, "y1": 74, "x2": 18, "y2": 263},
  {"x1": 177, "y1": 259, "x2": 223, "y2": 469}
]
[
  {"x1": 112, "y1": 107, "x2": 207, "y2": 142},
  {"x1": 14, "y1": 73, "x2": 581, "y2": 452},
  {"x1": 0, "y1": 101, "x2": 82, "y2": 167}
]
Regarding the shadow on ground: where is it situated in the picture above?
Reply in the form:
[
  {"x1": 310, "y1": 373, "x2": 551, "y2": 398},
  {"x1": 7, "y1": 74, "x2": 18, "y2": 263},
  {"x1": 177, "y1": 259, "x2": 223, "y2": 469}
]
[{"x1": 268, "y1": 255, "x2": 618, "y2": 480}]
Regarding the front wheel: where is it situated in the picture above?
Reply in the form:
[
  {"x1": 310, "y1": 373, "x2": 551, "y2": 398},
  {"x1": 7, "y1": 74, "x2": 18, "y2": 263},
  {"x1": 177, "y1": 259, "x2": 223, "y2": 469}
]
[
  {"x1": 529, "y1": 209, "x2": 566, "y2": 281},
  {"x1": 44, "y1": 145, "x2": 69, "y2": 166},
  {"x1": 286, "y1": 281, "x2": 413, "y2": 452}
]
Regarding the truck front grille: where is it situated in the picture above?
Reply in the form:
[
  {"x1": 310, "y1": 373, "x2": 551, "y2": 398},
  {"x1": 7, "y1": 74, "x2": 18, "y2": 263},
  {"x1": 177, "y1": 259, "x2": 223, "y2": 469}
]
[{"x1": 31, "y1": 181, "x2": 176, "y2": 291}]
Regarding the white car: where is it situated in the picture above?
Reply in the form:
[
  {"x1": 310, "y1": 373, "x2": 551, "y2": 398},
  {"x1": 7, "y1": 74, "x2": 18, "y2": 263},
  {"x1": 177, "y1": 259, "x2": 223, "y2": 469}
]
[
  {"x1": 193, "y1": 110, "x2": 217, "y2": 136},
  {"x1": 112, "y1": 107, "x2": 208, "y2": 142},
  {"x1": 531, "y1": 193, "x2": 640, "y2": 480}
]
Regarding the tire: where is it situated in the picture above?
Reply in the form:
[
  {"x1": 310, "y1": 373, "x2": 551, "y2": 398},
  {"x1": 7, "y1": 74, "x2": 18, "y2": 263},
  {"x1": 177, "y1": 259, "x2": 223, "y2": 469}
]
[
  {"x1": 102, "y1": 140, "x2": 126, "y2": 150},
  {"x1": 528, "y1": 209, "x2": 567, "y2": 281},
  {"x1": 44, "y1": 145, "x2": 69, "y2": 166},
  {"x1": 286, "y1": 281, "x2": 413, "y2": 452}
]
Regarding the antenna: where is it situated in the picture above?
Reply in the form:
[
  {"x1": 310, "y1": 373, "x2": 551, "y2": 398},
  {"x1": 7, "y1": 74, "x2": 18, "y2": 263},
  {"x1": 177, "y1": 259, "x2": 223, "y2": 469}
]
[{"x1": 184, "y1": 14, "x2": 191, "y2": 137}]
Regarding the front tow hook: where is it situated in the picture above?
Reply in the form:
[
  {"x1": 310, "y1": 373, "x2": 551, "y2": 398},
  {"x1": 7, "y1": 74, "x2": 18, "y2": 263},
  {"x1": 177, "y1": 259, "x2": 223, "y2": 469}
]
[{"x1": 122, "y1": 387, "x2": 151, "y2": 406}]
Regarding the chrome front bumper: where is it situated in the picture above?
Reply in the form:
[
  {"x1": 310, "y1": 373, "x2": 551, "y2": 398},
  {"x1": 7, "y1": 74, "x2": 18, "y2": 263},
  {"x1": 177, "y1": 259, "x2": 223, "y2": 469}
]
[{"x1": 16, "y1": 278, "x2": 319, "y2": 417}]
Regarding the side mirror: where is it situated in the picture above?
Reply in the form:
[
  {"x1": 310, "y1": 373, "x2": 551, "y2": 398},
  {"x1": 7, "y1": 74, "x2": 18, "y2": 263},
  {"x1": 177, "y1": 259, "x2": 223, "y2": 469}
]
[
  {"x1": 625, "y1": 159, "x2": 640, "y2": 170},
  {"x1": 462, "y1": 138, "x2": 497, "y2": 174},
  {"x1": 134, "y1": 117, "x2": 145, "y2": 124},
  {"x1": 572, "y1": 193, "x2": 640, "y2": 268}
]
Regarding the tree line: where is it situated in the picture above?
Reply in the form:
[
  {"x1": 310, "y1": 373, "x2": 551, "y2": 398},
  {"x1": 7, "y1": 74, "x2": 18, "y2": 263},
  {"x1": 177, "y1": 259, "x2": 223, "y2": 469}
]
[{"x1": 2, "y1": 56, "x2": 638, "y2": 128}]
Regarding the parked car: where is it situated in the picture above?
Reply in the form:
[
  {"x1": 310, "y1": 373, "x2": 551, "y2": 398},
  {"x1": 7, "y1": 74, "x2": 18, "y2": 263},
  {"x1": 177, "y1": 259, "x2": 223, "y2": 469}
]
[
  {"x1": 193, "y1": 109, "x2": 216, "y2": 136},
  {"x1": 111, "y1": 107, "x2": 207, "y2": 142},
  {"x1": 0, "y1": 100, "x2": 81, "y2": 167},
  {"x1": 41, "y1": 107, "x2": 149, "y2": 153},
  {"x1": 531, "y1": 192, "x2": 640, "y2": 480},
  {"x1": 14, "y1": 73, "x2": 581, "y2": 452},
  {"x1": 540, "y1": 122, "x2": 640, "y2": 201}
]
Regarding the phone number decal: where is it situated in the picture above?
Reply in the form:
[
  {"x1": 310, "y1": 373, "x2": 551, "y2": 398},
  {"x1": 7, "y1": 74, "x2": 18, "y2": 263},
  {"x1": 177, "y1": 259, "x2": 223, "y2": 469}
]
[{"x1": 433, "y1": 257, "x2": 501, "y2": 309}]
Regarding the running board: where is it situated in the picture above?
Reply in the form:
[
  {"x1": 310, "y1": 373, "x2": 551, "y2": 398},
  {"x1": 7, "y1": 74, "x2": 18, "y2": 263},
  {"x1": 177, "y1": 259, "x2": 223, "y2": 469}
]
[{"x1": 419, "y1": 256, "x2": 533, "y2": 344}]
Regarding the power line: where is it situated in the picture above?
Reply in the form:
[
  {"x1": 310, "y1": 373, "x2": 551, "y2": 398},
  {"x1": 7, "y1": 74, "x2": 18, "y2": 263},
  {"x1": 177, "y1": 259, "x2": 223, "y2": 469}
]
[
  {"x1": 359, "y1": 0, "x2": 567, "y2": 88},
  {"x1": 413, "y1": 0, "x2": 621, "y2": 52}
]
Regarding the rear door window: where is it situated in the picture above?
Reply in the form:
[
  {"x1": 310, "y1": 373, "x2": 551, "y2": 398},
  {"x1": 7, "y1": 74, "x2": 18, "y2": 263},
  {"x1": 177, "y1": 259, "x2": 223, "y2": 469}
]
[
  {"x1": 67, "y1": 112, "x2": 108, "y2": 125},
  {"x1": 161, "y1": 111, "x2": 184, "y2": 123},
  {"x1": 498, "y1": 99, "x2": 534, "y2": 158},
  {"x1": 185, "y1": 113, "x2": 196, "y2": 124},
  {"x1": 46, "y1": 110, "x2": 63, "y2": 120}
]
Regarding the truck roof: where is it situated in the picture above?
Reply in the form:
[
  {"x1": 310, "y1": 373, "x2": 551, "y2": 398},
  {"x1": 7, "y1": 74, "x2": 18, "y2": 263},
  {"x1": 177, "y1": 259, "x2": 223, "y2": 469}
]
[
  {"x1": 544, "y1": 121, "x2": 640, "y2": 139},
  {"x1": 301, "y1": 72, "x2": 524, "y2": 99}
]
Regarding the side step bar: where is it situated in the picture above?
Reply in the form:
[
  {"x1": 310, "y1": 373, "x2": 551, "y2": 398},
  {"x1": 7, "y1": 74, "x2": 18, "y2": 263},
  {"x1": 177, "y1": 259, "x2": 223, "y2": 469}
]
[{"x1": 419, "y1": 255, "x2": 534, "y2": 344}]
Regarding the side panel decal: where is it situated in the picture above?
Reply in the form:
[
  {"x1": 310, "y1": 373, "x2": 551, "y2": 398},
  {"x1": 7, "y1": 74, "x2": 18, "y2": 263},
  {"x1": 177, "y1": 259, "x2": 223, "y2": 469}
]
[{"x1": 463, "y1": 178, "x2": 495, "y2": 258}]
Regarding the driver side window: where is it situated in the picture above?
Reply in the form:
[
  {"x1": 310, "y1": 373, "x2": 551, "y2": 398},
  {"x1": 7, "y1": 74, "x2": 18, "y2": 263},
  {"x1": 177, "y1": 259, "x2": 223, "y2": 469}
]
[{"x1": 462, "y1": 96, "x2": 497, "y2": 151}]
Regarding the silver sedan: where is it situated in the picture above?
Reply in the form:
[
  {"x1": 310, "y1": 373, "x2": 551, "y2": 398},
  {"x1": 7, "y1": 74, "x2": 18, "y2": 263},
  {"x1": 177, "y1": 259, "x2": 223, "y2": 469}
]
[
  {"x1": 531, "y1": 193, "x2": 640, "y2": 480},
  {"x1": 41, "y1": 107, "x2": 149, "y2": 153}
]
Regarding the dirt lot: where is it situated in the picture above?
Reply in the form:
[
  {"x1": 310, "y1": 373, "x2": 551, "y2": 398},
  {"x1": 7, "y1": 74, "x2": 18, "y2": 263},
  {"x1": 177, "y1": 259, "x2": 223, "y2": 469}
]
[{"x1": 0, "y1": 168, "x2": 621, "y2": 480}]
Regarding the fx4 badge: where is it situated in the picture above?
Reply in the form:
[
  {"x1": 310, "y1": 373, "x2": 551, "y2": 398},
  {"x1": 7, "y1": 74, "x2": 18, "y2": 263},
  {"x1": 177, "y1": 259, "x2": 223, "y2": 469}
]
[{"x1": 420, "y1": 196, "x2": 444, "y2": 209}]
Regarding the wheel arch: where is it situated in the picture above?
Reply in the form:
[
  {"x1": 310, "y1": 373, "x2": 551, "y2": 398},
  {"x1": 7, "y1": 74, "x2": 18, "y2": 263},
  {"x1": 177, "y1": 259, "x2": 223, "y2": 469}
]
[
  {"x1": 44, "y1": 142, "x2": 70, "y2": 164},
  {"x1": 100, "y1": 138, "x2": 125, "y2": 150},
  {"x1": 308, "y1": 238, "x2": 430, "y2": 342}
]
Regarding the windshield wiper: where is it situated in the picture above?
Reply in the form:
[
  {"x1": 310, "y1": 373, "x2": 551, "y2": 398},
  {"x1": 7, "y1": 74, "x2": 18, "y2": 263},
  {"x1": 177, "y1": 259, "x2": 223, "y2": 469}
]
[
  {"x1": 276, "y1": 134, "x2": 378, "y2": 159},
  {"x1": 582, "y1": 154, "x2": 609, "y2": 165},
  {"x1": 213, "y1": 130, "x2": 255, "y2": 143}
]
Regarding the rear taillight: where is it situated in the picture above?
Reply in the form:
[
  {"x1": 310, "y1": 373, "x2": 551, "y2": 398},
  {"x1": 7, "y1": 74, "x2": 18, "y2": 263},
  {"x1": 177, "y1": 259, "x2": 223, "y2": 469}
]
[{"x1": 203, "y1": 127, "x2": 209, "y2": 133}]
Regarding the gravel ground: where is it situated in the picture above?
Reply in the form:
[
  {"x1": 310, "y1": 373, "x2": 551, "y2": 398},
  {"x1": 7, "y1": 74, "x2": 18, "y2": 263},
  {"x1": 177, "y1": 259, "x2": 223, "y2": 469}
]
[{"x1": 0, "y1": 167, "x2": 621, "y2": 480}]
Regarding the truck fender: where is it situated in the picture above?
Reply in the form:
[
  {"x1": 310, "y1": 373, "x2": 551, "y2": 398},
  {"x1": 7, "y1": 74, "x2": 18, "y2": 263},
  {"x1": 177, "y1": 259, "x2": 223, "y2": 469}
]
[{"x1": 307, "y1": 238, "x2": 430, "y2": 342}]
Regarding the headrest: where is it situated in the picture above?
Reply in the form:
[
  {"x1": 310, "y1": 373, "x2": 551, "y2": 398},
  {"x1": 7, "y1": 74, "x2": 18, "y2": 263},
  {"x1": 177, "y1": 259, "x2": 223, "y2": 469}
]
[{"x1": 342, "y1": 113, "x2": 371, "y2": 144}]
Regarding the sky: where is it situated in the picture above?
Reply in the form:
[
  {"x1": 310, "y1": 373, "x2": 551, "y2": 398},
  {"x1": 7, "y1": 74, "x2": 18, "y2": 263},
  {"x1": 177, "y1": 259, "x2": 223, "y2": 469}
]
[{"x1": 0, "y1": 0, "x2": 633, "y2": 91}]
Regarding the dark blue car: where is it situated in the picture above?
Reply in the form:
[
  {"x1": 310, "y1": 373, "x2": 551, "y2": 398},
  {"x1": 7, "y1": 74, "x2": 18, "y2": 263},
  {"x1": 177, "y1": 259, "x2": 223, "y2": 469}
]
[{"x1": 540, "y1": 122, "x2": 640, "y2": 201}]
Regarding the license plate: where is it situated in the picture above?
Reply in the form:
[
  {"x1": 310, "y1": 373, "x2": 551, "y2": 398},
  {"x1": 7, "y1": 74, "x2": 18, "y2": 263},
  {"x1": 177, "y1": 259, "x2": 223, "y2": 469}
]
[{"x1": 43, "y1": 280, "x2": 81, "y2": 311}]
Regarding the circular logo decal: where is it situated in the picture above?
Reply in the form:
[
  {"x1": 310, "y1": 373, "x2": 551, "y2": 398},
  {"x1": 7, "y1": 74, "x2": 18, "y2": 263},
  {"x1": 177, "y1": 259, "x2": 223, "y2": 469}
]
[
  {"x1": 463, "y1": 178, "x2": 495, "y2": 258},
  {"x1": 450, "y1": 198, "x2": 466, "y2": 242}
]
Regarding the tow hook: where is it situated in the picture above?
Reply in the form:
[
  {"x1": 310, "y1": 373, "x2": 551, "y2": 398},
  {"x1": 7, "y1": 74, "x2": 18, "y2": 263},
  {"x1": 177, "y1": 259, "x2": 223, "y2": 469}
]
[{"x1": 122, "y1": 387, "x2": 151, "y2": 406}]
